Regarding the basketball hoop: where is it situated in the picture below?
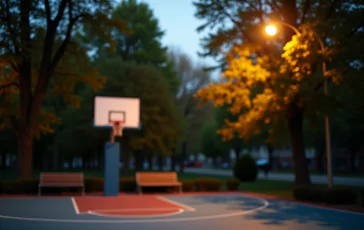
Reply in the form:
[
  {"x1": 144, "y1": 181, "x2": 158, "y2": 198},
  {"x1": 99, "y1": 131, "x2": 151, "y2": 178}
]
[{"x1": 110, "y1": 120, "x2": 124, "y2": 143}]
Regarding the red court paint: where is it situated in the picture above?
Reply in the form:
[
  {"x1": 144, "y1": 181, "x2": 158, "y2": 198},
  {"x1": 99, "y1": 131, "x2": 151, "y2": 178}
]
[
  {"x1": 73, "y1": 195, "x2": 193, "y2": 217},
  {"x1": 88, "y1": 208, "x2": 184, "y2": 217}
]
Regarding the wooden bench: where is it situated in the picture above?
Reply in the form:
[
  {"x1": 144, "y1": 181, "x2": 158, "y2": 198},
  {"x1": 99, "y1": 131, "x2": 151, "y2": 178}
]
[
  {"x1": 38, "y1": 172, "x2": 85, "y2": 196},
  {"x1": 136, "y1": 172, "x2": 182, "y2": 195}
]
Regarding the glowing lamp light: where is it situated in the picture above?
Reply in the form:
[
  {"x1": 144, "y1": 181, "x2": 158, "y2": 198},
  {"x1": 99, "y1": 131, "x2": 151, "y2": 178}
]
[{"x1": 265, "y1": 25, "x2": 277, "y2": 36}]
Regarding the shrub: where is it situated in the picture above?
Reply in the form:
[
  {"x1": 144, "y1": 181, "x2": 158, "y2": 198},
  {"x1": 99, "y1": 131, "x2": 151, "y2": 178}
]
[
  {"x1": 193, "y1": 178, "x2": 222, "y2": 191},
  {"x1": 323, "y1": 188, "x2": 358, "y2": 205},
  {"x1": 181, "y1": 180, "x2": 194, "y2": 192},
  {"x1": 292, "y1": 187, "x2": 325, "y2": 202},
  {"x1": 18, "y1": 179, "x2": 39, "y2": 194},
  {"x1": 120, "y1": 177, "x2": 136, "y2": 192},
  {"x1": 84, "y1": 177, "x2": 104, "y2": 193},
  {"x1": 226, "y1": 178, "x2": 240, "y2": 190},
  {"x1": 1, "y1": 180, "x2": 21, "y2": 194},
  {"x1": 233, "y1": 154, "x2": 258, "y2": 182}
]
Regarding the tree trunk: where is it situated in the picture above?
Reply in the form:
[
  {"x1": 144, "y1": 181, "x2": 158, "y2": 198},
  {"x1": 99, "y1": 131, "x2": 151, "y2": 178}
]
[
  {"x1": 234, "y1": 146, "x2": 241, "y2": 159},
  {"x1": 179, "y1": 141, "x2": 187, "y2": 173},
  {"x1": 0, "y1": 152, "x2": 6, "y2": 170},
  {"x1": 16, "y1": 128, "x2": 34, "y2": 178},
  {"x1": 147, "y1": 154, "x2": 153, "y2": 170},
  {"x1": 170, "y1": 148, "x2": 176, "y2": 171},
  {"x1": 286, "y1": 103, "x2": 311, "y2": 185},
  {"x1": 122, "y1": 148, "x2": 130, "y2": 176},
  {"x1": 316, "y1": 147, "x2": 325, "y2": 174},
  {"x1": 98, "y1": 143, "x2": 104, "y2": 169},
  {"x1": 134, "y1": 150, "x2": 144, "y2": 171},
  {"x1": 350, "y1": 151, "x2": 356, "y2": 173},
  {"x1": 267, "y1": 145, "x2": 274, "y2": 171},
  {"x1": 158, "y1": 154, "x2": 164, "y2": 171}
]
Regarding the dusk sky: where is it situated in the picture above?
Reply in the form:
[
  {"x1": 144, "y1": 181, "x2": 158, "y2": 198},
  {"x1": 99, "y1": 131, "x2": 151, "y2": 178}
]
[{"x1": 139, "y1": 0, "x2": 217, "y2": 69}]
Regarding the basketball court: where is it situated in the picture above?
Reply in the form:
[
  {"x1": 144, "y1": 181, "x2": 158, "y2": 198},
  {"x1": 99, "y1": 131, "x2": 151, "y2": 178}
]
[{"x1": 1, "y1": 192, "x2": 363, "y2": 230}]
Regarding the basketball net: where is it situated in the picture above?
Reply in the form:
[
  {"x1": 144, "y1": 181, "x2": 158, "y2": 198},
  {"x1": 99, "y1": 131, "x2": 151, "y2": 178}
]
[{"x1": 110, "y1": 121, "x2": 124, "y2": 143}]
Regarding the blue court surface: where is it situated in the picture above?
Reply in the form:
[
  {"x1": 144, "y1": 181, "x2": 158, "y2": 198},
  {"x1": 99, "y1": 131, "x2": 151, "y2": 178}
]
[{"x1": 0, "y1": 193, "x2": 363, "y2": 230}]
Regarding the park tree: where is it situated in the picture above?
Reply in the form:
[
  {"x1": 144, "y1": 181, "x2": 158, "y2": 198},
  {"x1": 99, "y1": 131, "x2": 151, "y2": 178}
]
[
  {"x1": 200, "y1": 119, "x2": 230, "y2": 165},
  {"x1": 214, "y1": 105, "x2": 244, "y2": 159},
  {"x1": 0, "y1": 0, "x2": 126, "y2": 178},
  {"x1": 193, "y1": 0, "x2": 363, "y2": 185},
  {"x1": 168, "y1": 47, "x2": 212, "y2": 172},
  {"x1": 90, "y1": 0, "x2": 180, "y2": 94}
]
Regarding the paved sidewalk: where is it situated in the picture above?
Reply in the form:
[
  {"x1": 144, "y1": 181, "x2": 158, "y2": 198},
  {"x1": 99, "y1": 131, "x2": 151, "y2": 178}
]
[{"x1": 182, "y1": 168, "x2": 364, "y2": 187}]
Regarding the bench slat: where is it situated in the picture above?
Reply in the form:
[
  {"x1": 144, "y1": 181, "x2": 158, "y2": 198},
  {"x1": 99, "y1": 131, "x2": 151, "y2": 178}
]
[
  {"x1": 39, "y1": 183, "x2": 84, "y2": 187},
  {"x1": 38, "y1": 172, "x2": 85, "y2": 196},
  {"x1": 136, "y1": 172, "x2": 182, "y2": 194}
]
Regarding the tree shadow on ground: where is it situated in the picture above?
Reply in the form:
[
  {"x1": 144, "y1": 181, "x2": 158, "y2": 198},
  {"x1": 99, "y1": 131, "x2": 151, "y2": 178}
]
[{"x1": 189, "y1": 195, "x2": 363, "y2": 230}]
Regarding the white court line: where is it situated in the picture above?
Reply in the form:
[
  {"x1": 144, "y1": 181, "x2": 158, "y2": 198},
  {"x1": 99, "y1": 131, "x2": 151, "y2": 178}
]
[
  {"x1": 214, "y1": 192, "x2": 364, "y2": 216},
  {"x1": 89, "y1": 208, "x2": 181, "y2": 212},
  {"x1": 281, "y1": 200, "x2": 364, "y2": 216},
  {"x1": 87, "y1": 208, "x2": 184, "y2": 218},
  {"x1": 0, "y1": 198, "x2": 269, "y2": 223},
  {"x1": 156, "y1": 196, "x2": 195, "y2": 211},
  {"x1": 70, "y1": 197, "x2": 79, "y2": 214}
]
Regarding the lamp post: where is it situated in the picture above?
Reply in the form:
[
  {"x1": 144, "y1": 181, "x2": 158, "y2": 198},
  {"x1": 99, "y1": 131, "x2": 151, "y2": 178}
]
[{"x1": 265, "y1": 23, "x2": 333, "y2": 188}]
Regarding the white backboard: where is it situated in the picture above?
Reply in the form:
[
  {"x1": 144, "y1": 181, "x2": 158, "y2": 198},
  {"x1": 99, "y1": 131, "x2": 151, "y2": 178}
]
[{"x1": 93, "y1": 96, "x2": 140, "y2": 128}]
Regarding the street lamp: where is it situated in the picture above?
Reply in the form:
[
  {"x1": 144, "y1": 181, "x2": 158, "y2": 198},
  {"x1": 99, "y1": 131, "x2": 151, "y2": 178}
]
[{"x1": 265, "y1": 23, "x2": 333, "y2": 188}]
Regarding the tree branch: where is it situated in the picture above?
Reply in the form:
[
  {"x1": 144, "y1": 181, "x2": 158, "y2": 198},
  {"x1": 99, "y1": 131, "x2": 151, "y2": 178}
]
[
  {"x1": 0, "y1": 82, "x2": 19, "y2": 90},
  {"x1": 53, "y1": 0, "x2": 68, "y2": 25},
  {"x1": 347, "y1": 20, "x2": 364, "y2": 38},
  {"x1": 44, "y1": 0, "x2": 51, "y2": 23},
  {"x1": 325, "y1": 0, "x2": 340, "y2": 20},
  {"x1": 5, "y1": 0, "x2": 19, "y2": 54},
  {"x1": 49, "y1": 13, "x2": 86, "y2": 71},
  {"x1": 300, "y1": 0, "x2": 311, "y2": 24}
]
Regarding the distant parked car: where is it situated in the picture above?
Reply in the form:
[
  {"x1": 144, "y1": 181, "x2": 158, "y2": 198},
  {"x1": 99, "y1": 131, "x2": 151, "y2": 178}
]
[
  {"x1": 184, "y1": 161, "x2": 202, "y2": 167},
  {"x1": 221, "y1": 161, "x2": 230, "y2": 169},
  {"x1": 256, "y1": 159, "x2": 270, "y2": 178}
]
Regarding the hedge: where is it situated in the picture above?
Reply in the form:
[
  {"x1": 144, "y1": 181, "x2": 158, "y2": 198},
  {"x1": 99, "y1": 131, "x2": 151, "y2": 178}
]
[
  {"x1": 324, "y1": 188, "x2": 358, "y2": 205},
  {"x1": 193, "y1": 178, "x2": 222, "y2": 191},
  {"x1": 181, "y1": 180, "x2": 194, "y2": 192},
  {"x1": 119, "y1": 177, "x2": 136, "y2": 192},
  {"x1": 293, "y1": 187, "x2": 326, "y2": 202},
  {"x1": 226, "y1": 178, "x2": 240, "y2": 191},
  {"x1": 233, "y1": 154, "x2": 258, "y2": 182},
  {"x1": 293, "y1": 186, "x2": 359, "y2": 205}
]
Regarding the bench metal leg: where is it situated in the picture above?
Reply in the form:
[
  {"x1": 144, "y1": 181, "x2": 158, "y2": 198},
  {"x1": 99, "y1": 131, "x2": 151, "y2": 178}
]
[
  {"x1": 137, "y1": 186, "x2": 142, "y2": 195},
  {"x1": 38, "y1": 187, "x2": 41, "y2": 197},
  {"x1": 82, "y1": 186, "x2": 85, "y2": 196}
]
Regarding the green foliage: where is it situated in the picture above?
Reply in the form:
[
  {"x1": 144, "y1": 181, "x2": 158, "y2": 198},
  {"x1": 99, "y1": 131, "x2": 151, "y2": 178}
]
[
  {"x1": 226, "y1": 178, "x2": 240, "y2": 191},
  {"x1": 233, "y1": 154, "x2": 258, "y2": 182},
  {"x1": 193, "y1": 178, "x2": 222, "y2": 191},
  {"x1": 84, "y1": 177, "x2": 104, "y2": 193},
  {"x1": 119, "y1": 177, "x2": 137, "y2": 192},
  {"x1": 292, "y1": 187, "x2": 325, "y2": 202},
  {"x1": 200, "y1": 119, "x2": 229, "y2": 159},
  {"x1": 94, "y1": 0, "x2": 180, "y2": 94},
  {"x1": 168, "y1": 48, "x2": 212, "y2": 148},
  {"x1": 180, "y1": 180, "x2": 194, "y2": 192},
  {"x1": 324, "y1": 188, "x2": 358, "y2": 205}
]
